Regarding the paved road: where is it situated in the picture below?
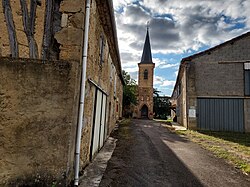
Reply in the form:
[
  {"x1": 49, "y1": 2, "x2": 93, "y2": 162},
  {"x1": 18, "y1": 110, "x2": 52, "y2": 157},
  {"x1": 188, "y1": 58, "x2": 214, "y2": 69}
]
[{"x1": 99, "y1": 119, "x2": 250, "y2": 187}]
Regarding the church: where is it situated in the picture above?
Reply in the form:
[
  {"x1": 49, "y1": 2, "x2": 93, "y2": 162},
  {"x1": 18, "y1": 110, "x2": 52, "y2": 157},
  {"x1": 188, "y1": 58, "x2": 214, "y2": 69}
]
[{"x1": 135, "y1": 27, "x2": 155, "y2": 119}]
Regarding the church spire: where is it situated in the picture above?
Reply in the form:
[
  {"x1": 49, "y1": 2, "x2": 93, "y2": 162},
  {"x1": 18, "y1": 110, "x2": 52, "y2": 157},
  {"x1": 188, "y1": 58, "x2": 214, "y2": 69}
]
[{"x1": 140, "y1": 24, "x2": 153, "y2": 64}]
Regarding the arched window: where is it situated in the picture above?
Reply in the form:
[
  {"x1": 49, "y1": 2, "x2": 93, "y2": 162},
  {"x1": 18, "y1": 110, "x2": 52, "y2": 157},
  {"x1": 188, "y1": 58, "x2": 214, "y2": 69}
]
[{"x1": 144, "y1": 69, "x2": 148, "y2": 79}]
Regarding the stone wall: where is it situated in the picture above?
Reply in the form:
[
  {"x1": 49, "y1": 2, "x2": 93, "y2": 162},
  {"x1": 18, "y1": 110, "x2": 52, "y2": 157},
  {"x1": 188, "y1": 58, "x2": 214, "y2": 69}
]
[
  {"x1": 138, "y1": 63, "x2": 154, "y2": 88},
  {"x1": 0, "y1": 58, "x2": 80, "y2": 185},
  {"x1": 176, "y1": 68, "x2": 187, "y2": 128},
  {"x1": 56, "y1": 0, "x2": 85, "y2": 61},
  {"x1": 137, "y1": 87, "x2": 154, "y2": 118},
  {"x1": 195, "y1": 62, "x2": 244, "y2": 96},
  {"x1": 76, "y1": 0, "x2": 123, "y2": 166},
  {"x1": 0, "y1": 0, "x2": 124, "y2": 184},
  {"x1": 191, "y1": 34, "x2": 250, "y2": 96},
  {"x1": 186, "y1": 61, "x2": 197, "y2": 129},
  {"x1": 137, "y1": 63, "x2": 155, "y2": 119}
]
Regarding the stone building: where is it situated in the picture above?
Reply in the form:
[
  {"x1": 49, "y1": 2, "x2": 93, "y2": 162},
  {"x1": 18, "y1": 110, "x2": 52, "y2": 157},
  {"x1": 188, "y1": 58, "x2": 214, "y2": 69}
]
[
  {"x1": 0, "y1": 0, "x2": 123, "y2": 186},
  {"x1": 135, "y1": 28, "x2": 155, "y2": 119},
  {"x1": 171, "y1": 32, "x2": 250, "y2": 132}
]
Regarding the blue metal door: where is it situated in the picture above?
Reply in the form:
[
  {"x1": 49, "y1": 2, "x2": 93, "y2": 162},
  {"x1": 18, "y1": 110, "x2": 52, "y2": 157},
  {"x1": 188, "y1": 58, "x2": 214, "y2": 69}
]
[{"x1": 197, "y1": 98, "x2": 244, "y2": 132}]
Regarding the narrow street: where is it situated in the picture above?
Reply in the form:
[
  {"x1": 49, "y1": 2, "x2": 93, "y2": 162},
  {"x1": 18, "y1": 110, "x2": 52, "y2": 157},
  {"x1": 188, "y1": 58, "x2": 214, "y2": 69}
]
[{"x1": 99, "y1": 119, "x2": 250, "y2": 187}]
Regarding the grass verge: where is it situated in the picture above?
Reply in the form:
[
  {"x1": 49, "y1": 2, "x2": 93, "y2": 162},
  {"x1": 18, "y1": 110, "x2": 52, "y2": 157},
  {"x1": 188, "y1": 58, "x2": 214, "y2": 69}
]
[
  {"x1": 154, "y1": 119, "x2": 173, "y2": 123},
  {"x1": 176, "y1": 130, "x2": 250, "y2": 175},
  {"x1": 119, "y1": 118, "x2": 131, "y2": 125}
]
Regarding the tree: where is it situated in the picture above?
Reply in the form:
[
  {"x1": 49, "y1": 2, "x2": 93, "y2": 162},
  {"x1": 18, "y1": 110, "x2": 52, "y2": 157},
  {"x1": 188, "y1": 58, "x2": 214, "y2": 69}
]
[
  {"x1": 153, "y1": 88, "x2": 171, "y2": 119},
  {"x1": 153, "y1": 88, "x2": 161, "y2": 97},
  {"x1": 122, "y1": 70, "x2": 137, "y2": 117}
]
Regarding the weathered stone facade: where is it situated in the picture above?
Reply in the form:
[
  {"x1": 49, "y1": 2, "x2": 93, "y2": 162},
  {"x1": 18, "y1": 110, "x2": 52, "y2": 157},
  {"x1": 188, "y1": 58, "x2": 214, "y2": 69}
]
[
  {"x1": 135, "y1": 29, "x2": 155, "y2": 119},
  {"x1": 0, "y1": 0, "x2": 123, "y2": 185},
  {"x1": 0, "y1": 58, "x2": 80, "y2": 185},
  {"x1": 172, "y1": 32, "x2": 250, "y2": 132},
  {"x1": 137, "y1": 63, "x2": 155, "y2": 119}
]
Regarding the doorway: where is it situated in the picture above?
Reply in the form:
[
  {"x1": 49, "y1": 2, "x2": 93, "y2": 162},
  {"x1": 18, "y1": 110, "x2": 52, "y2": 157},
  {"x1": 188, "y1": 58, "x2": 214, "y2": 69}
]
[
  {"x1": 90, "y1": 88, "x2": 107, "y2": 160},
  {"x1": 141, "y1": 105, "x2": 148, "y2": 118}
]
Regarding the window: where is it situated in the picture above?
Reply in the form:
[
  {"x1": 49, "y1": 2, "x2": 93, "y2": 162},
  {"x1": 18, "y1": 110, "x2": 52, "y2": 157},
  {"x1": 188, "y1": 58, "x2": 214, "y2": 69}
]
[
  {"x1": 144, "y1": 69, "x2": 148, "y2": 79},
  {"x1": 177, "y1": 82, "x2": 181, "y2": 96},
  {"x1": 245, "y1": 63, "x2": 250, "y2": 95},
  {"x1": 116, "y1": 102, "x2": 119, "y2": 113},
  {"x1": 100, "y1": 34, "x2": 105, "y2": 64},
  {"x1": 114, "y1": 71, "x2": 117, "y2": 97}
]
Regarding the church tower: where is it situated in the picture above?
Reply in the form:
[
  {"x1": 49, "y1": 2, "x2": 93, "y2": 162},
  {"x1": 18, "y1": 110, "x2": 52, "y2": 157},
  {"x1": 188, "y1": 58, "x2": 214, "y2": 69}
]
[{"x1": 137, "y1": 26, "x2": 155, "y2": 119}]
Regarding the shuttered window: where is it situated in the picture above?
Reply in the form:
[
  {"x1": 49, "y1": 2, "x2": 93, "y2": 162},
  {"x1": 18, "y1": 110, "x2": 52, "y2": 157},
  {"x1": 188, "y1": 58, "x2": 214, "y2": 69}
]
[{"x1": 245, "y1": 63, "x2": 250, "y2": 96}]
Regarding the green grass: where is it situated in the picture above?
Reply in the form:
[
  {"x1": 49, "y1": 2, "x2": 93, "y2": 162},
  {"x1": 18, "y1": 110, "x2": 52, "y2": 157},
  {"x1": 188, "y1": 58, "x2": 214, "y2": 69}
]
[
  {"x1": 198, "y1": 131, "x2": 250, "y2": 147},
  {"x1": 176, "y1": 130, "x2": 250, "y2": 174},
  {"x1": 119, "y1": 118, "x2": 131, "y2": 125}
]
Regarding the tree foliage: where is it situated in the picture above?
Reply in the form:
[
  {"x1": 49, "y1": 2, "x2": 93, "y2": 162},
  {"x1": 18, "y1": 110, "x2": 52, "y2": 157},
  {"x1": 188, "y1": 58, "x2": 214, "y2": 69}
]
[
  {"x1": 122, "y1": 70, "x2": 137, "y2": 107},
  {"x1": 153, "y1": 88, "x2": 161, "y2": 97},
  {"x1": 153, "y1": 89, "x2": 171, "y2": 119}
]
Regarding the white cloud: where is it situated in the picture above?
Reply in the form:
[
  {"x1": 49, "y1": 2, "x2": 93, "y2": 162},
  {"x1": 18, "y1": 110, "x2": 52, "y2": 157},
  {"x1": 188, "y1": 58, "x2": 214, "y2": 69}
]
[
  {"x1": 115, "y1": 0, "x2": 250, "y2": 57},
  {"x1": 114, "y1": 0, "x2": 250, "y2": 96},
  {"x1": 153, "y1": 75, "x2": 175, "y2": 88},
  {"x1": 153, "y1": 58, "x2": 167, "y2": 67},
  {"x1": 154, "y1": 75, "x2": 165, "y2": 85},
  {"x1": 159, "y1": 63, "x2": 179, "y2": 69},
  {"x1": 123, "y1": 66, "x2": 138, "y2": 73},
  {"x1": 161, "y1": 80, "x2": 176, "y2": 87},
  {"x1": 174, "y1": 70, "x2": 179, "y2": 77},
  {"x1": 113, "y1": 0, "x2": 137, "y2": 10}
]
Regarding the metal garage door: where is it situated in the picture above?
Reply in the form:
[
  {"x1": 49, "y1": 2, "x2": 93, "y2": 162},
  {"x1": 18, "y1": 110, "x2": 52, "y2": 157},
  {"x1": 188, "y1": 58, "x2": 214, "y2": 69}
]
[{"x1": 197, "y1": 98, "x2": 244, "y2": 132}]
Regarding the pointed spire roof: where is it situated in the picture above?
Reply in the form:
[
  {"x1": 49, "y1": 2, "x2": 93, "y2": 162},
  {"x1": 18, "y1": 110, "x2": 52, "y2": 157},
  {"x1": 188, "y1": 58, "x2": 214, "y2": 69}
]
[{"x1": 140, "y1": 27, "x2": 153, "y2": 64}]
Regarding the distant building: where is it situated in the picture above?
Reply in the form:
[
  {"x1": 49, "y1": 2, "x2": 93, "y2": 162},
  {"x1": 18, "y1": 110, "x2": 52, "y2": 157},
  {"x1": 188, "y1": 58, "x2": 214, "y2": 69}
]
[
  {"x1": 171, "y1": 32, "x2": 250, "y2": 132},
  {"x1": 0, "y1": 0, "x2": 123, "y2": 185},
  {"x1": 135, "y1": 27, "x2": 155, "y2": 119}
]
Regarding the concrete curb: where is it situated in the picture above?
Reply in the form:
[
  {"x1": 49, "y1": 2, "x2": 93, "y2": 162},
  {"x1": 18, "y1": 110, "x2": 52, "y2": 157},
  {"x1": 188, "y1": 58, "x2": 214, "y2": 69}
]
[{"x1": 79, "y1": 137, "x2": 117, "y2": 187}]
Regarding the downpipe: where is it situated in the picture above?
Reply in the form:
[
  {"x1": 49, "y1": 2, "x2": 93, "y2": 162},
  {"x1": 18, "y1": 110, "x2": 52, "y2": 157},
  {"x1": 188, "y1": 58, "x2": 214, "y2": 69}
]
[{"x1": 74, "y1": 0, "x2": 91, "y2": 185}]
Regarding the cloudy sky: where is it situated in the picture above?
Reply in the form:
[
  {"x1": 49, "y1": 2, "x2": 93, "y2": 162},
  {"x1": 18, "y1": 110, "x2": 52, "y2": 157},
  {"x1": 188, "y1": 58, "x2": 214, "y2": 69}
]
[{"x1": 113, "y1": 0, "x2": 250, "y2": 96}]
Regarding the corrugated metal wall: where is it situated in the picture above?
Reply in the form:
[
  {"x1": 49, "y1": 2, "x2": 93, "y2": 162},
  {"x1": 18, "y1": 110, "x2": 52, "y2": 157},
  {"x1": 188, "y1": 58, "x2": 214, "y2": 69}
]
[{"x1": 197, "y1": 98, "x2": 244, "y2": 132}]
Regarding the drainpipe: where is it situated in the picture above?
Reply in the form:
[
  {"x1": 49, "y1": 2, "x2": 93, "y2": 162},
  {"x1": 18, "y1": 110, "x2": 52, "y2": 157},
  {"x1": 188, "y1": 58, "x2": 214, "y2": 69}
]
[{"x1": 74, "y1": 0, "x2": 91, "y2": 185}]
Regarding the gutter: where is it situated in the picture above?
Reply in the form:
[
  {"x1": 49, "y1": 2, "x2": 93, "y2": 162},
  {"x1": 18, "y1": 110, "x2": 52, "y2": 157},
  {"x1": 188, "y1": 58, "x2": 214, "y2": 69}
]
[{"x1": 74, "y1": 0, "x2": 91, "y2": 185}]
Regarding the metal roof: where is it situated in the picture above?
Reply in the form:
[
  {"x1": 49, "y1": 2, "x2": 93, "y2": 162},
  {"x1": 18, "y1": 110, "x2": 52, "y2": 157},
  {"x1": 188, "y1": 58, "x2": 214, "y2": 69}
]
[{"x1": 140, "y1": 28, "x2": 153, "y2": 64}]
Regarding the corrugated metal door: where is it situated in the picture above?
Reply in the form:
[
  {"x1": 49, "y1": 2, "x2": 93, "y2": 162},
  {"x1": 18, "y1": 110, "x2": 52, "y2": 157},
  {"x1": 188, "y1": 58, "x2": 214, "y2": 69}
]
[{"x1": 197, "y1": 98, "x2": 244, "y2": 132}]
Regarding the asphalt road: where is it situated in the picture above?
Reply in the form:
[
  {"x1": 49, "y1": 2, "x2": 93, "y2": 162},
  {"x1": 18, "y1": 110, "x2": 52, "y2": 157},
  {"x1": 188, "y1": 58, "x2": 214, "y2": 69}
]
[{"x1": 99, "y1": 119, "x2": 250, "y2": 187}]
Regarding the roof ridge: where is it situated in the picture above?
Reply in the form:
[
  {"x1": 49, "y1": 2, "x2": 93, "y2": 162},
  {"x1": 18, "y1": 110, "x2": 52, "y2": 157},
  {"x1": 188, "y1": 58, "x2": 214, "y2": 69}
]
[{"x1": 182, "y1": 31, "x2": 250, "y2": 62}]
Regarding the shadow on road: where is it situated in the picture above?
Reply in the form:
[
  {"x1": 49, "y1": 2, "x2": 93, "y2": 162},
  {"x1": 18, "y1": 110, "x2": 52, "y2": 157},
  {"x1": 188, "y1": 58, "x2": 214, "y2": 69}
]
[{"x1": 99, "y1": 119, "x2": 204, "y2": 187}]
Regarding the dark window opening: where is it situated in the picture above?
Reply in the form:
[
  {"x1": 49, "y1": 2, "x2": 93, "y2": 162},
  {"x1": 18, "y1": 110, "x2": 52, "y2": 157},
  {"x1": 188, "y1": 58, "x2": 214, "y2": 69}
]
[
  {"x1": 245, "y1": 70, "x2": 250, "y2": 95},
  {"x1": 116, "y1": 104, "x2": 119, "y2": 113},
  {"x1": 144, "y1": 69, "x2": 148, "y2": 79},
  {"x1": 100, "y1": 34, "x2": 105, "y2": 64},
  {"x1": 245, "y1": 63, "x2": 250, "y2": 96}
]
